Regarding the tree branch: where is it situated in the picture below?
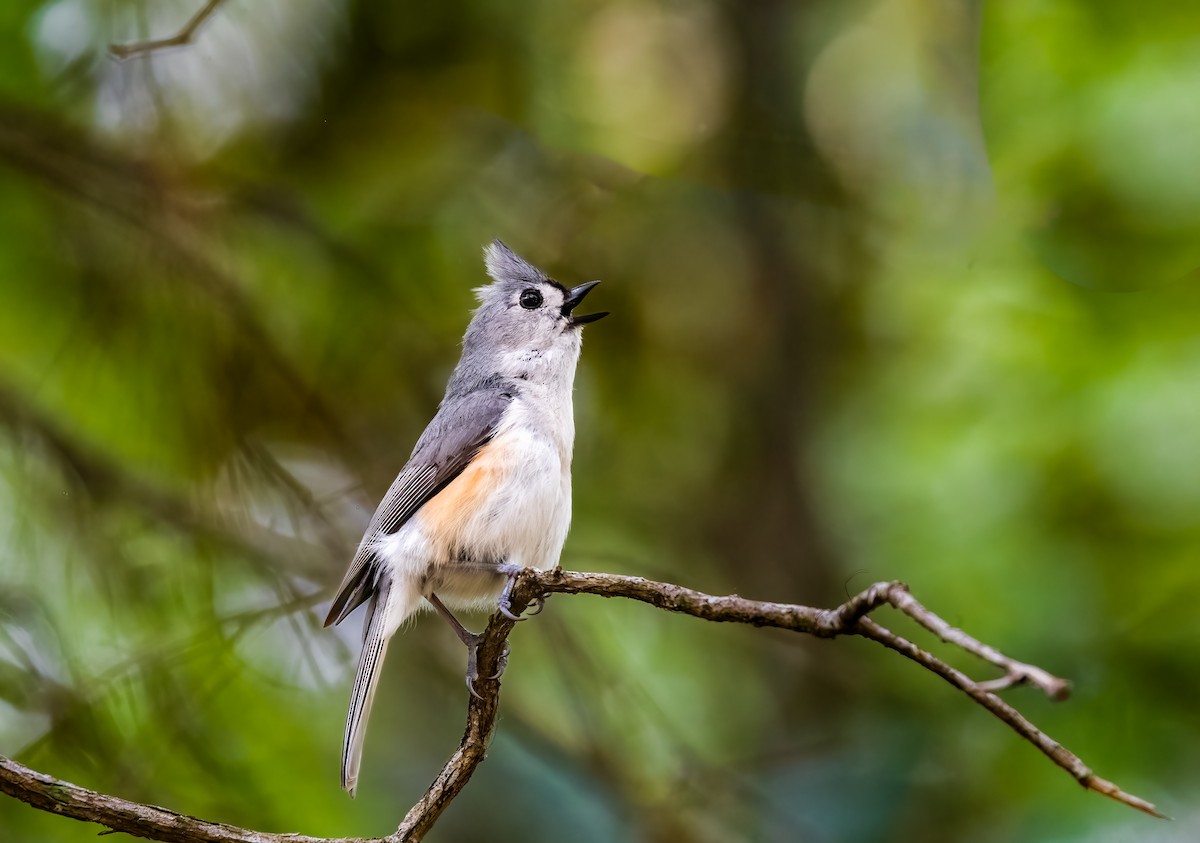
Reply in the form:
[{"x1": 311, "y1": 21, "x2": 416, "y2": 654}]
[
  {"x1": 109, "y1": 0, "x2": 229, "y2": 60},
  {"x1": 0, "y1": 569, "x2": 1165, "y2": 843}
]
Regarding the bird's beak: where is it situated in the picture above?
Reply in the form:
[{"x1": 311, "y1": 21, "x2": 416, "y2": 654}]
[{"x1": 562, "y1": 281, "x2": 608, "y2": 325}]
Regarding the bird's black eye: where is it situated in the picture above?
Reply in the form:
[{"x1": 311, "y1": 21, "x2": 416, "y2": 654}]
[{"x1": 519, "y1": 289, "x2": 543, "y2": 310}]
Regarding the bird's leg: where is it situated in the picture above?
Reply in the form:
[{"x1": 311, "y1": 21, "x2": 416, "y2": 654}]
[
  {"x1": 495, "y1": 563, "x2": 545, "y2": 621},
  {"x1": 427, "y1": 592, "x2": 508, "y2": 699}
]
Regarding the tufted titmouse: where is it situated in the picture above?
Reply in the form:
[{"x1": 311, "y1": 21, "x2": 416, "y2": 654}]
[{"x1": 323, "y1": 240, "x2": 607, "y2": 796}]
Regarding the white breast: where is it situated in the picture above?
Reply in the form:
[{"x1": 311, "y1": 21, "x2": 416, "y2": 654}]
[{"x1": 374, "y1": 389, "x2": 574, "y2": 610}]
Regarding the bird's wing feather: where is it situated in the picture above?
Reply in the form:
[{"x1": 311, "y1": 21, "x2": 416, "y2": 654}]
[{"x1": 323, "y1": 385, "x2": 516, "y2": 627}]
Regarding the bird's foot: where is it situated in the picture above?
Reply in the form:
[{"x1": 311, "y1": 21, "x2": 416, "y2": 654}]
[
  {"x1": 496, "y1": 565, "x2": 546, "y2": 621},
  {"x1": 464, "y1": 634, "x2": 511, "y2": 700},
  {"x1": 428, "y1": 592, "x2": 509, "y2": 700}
]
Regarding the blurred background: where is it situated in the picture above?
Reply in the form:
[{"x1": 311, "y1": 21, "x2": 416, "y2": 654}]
[{"x1": 1, "y1": 0, "x2": 1198, "y2": 840}]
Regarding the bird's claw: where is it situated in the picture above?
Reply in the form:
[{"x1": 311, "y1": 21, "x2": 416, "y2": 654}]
[
  {"x1": 463, "y1": 631, "x2": 485, "y2": 700},
  {"x1": 496, "y1": 566, "x2": 546, "y2": 621},
  {"x1": 497, "y1": 601, "x2": 525, "y2": 622},
  {"x1": 489, "y1": 643, "x2": 511, "y2": 680},
  {"x1": 464, "y1": 636, "x2": 510, "y2": 699}
]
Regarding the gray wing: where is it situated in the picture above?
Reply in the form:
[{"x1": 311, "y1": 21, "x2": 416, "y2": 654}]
[{"x1": 323, "y1": 384, "x2": 516, "y2": 627}]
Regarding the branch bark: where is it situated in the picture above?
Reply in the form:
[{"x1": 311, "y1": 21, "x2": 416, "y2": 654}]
[{"x1": 0, "y1": 569, "x2": 1164, "y2": 843}]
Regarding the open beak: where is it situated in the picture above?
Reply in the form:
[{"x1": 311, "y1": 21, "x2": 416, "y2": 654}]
[{"x1": 562, "y1": 280, "x2": 608, "y2": 326}]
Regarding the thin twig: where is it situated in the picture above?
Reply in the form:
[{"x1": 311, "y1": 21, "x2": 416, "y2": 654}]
[
  {"x1": 110, "y1": 0, "x2": 229, "y2": 60},
  {"x1": 0, "y1": 569, "x2": 1165, "y2": 843},
  {"x1": 887, "y1": 587, "x2": 1072, "y2": 700}
]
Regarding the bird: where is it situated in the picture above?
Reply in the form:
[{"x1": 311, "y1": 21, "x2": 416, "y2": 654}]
[{"x1": 323, "y1": 240, "x2": 607, "y2": 796}]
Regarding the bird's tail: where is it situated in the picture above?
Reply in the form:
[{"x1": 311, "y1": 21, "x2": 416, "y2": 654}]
[{"x1": 341, "y1": 576, "x2": 402, "y2": 797}]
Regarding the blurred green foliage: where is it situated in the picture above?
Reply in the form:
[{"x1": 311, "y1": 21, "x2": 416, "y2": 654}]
[{"x1": 1, "y1": 0, "x2": 1198, "y2": 840}]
